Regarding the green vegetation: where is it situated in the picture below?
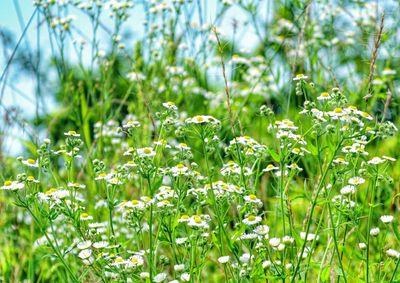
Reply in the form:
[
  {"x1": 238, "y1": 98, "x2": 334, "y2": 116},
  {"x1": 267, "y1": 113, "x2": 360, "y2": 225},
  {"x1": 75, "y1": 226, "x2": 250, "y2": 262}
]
[{"x1": 0, "y1": 1, "x2": 399, "y2": 282}]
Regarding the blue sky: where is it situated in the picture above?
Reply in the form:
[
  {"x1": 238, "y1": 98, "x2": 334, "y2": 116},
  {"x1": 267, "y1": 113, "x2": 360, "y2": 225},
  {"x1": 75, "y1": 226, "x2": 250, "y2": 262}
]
[{"x1": 0, "y1": 0, "x2": 263, "y2": 154}]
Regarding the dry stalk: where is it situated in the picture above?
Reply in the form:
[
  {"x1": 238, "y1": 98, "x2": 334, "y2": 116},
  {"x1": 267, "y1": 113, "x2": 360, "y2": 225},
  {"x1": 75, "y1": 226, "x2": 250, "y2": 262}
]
[
  {"x1": 364, "y1": 13, "x2": 384, "y2": 102},
  {"x1": 212, "y1": 26, "x2": 242, "y2": 137}
]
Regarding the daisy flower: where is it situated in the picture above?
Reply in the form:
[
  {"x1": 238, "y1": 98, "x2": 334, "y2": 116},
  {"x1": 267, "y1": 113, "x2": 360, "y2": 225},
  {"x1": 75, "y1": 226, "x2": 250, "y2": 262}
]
[
  {"x1": 218, "y1": 256, "x2": 230, "y2": 264},
  {"x1": 137, "y1": 147, "x2": 156, "y2": 157},
  {"x1": 348, "y1": 177, "x2": 365, "y2": 185},
  {"x1": 1, "y1": 180, "x2": 24, "y2": 190},
  {"x1": 243, "y1": 215, "x2": 262, "y2": 226},
  {"x1": 380, "y1": 215, "x2": 394, "y2": 224},
  {"x1": 64, "y1": 130, "x2": 80, "y2": 137},
  {"x1": 22, "y1": 158, "x2": 39, "y2": 168}
]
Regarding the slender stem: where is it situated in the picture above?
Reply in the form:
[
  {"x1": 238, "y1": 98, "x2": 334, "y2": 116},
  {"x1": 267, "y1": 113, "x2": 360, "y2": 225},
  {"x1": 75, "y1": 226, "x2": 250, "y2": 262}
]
[
  {"x1": 291, "y1": 138, "x2": 343, "y2": 282},
  {"x1": 389, "y1": 258, "x2": 400, "y2": 283},
  {"x1": 25, "y1": 205, "x2": 79, "y2": 283}
]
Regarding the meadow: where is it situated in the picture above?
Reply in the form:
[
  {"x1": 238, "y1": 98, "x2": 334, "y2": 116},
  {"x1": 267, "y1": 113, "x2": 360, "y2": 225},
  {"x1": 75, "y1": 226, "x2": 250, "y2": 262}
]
[{"x1": 0, "y1": 0, "x2": 399, "y2": 282}]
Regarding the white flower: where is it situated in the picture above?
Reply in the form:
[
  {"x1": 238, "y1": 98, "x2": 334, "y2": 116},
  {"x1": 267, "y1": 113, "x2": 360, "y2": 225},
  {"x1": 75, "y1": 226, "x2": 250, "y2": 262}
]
[
  {"x1": 254, "y1": 225, "x2": 270, "y2": 235},
  {"x1": 348, "y1": 177, "x2": 365, "y2": 185},
  {"x1": 370, "y1": 227, "x2": 380, "y2": 236},
  {"x1": 170, "y1": 164, "x2": 189, "y2": 176},
  {"x1": 262, "y1": 260, "x2": 272, "y2": 268},
  {"x1": 185, "y1": 115, "x2": 220, "y2": 125},
  {"x1": 333, "y1": 157, "x2": 349, "y2": 165},
  {"x1": 382, "y1": 156, "x2": 396, "y2": 162},
  {"x1": 244, "y1": 194, "x2": 263, "y2": 206},
  {"x1": 178, "y1": 215, "x2": 191, "y2": 223},
  {"x1": 112, "y1": 257, "x2": 126, "y2": 266},
  {"x1": 22, "y1": 158, "x2": 39, "y2": 168},
  {"x1": 137, "y1": 147, "x2": 156, "y2": 157},
  {"x1": 293, "y1": 74, "x2": 308, "y2": 81},
  {"x1": 340, "y1": 185, "x2": 356, "y2": 195},
  {"x1": 93, "y1": 241, "x2": 109, "y2": 249},
  {"x1": 153, "y1": 272, "x2": 167, "y2": 282},
  {"x1": 269, "y1": 237, "x2": 281, "y2": 247},
  {"x1": 78, "y1": 249, "x2": 92, "y2": 259},
  {"x1": 282, "y1": 236, "x2": 294, "y2": 244},
  {"x1": 367, "y1": 157, "x2": 385, "y2": 165},
  {"x1": 188, "y1": 215, "x2": 209, "y2": 229},
  {"x1": 64, "y1": 130, "x2": 80, "y2": 137},
  {"x1": 380, "y1": 215, "x2": 394, "y2": 224},
  {"x1": 243, "y1": 215, "x2": 262, "y2": 226},
  {"x1": 68, "y1": 182, "x2": 86, "y2": 189},
  {"x1": 386, "y1": 249, "x2": 400, "y2": 259},
  {"x1": 300, "y1": 232, "x2": 319, "y2": 241},
  {"x1": 1, "y1": 180, "x2": 24, "y2": 191},
  {"x1": 77, "y1": 240, "x2": 92, "y2": 250},
  {"x1": 180, "y1": 273, "x2": 190, "y2": 282},
  {"x1": 383, "y1": 68, "x2": 396, "y2": 76},
  {"x1": 80, "y1": 213, "x2": 93, "y2": 221},
  {"x1": 175, "y1": 237, "x2": 188, "y2": 245},
  {"x1": 218, "y1": 256, "x2": 230, "y2": 264},
  {"x1": 359, "y1": 242, "x2": 367, "y2": 249},
  {"x1": 107, "y1": 177, "x2": 122, "y2": 185},
  {"x1": 174, "y1": 264, "x2": 185, "y2": 271},
  {"x1": 162, "y1": 101, "x2": 178, "y2": 110},
  {"x1": 263, "y1": 164, "x2": 279, "y2": 172},
  {"x1": 122, "y1": 120, "x2": 141, "y2": 129},
  {"x1": 317, "y1": 92, "x2": 331, "y2": 101},
  {"x1": 140, "y1": 272, "x2": 150, "y2": 279},
  {"x1": 126, "y1": 255, "x2": 144, "y2": 268},
  {"x1": 287, "y1": 163, "x2": 303, "y2": 171},
  {"x1": 239, "y1": 253, "x2": 251, "y2": 263}
]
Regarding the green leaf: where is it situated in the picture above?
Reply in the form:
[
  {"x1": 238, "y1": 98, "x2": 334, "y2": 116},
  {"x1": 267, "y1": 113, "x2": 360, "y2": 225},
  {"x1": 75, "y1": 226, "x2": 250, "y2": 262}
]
[
  {"x1": 268, "y1": 148, "x2": 280, "y2": 162},
  {"x1": 392, "y1": 222, "x2": 400, "y2": 241}
]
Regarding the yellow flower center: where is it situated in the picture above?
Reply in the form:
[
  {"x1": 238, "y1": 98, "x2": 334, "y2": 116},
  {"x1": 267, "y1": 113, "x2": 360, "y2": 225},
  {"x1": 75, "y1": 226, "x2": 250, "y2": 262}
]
[
  {"x1": 334, "y1": 108, "x2": 343, "y2": 113},
  {"x1": 27, "y1": 159, "x2": 36, "y2": 164},
  {"x1": 177, "y1": 164, "x2": 185, "y2": 169},
  {"x1": 46, "y1": 188, "x2": 57, "y2": 194},
  {"x1": 292, "y1": 148, "x2": 300, "y2": 153},
  {"x1": 247, "y1": 215, "x2": 256, "y2": 222},
  {"x1": 81, "y1": 213, "x2": 89, "y2": 218},
  {"x1": 362, "y1": 112, "x2": 371, "y2": 118},
  {"x1": 142, "y1": 196, "x2": 151, "y2": 202},
  {"x1": 193, "y1": 216, "x2": 202, "y2": 224},
  {"x1": 131, "y1": 200, "x2": 139, "y2": 205},
  {"x1": 181, "y1": 215, "x2": 189, "y2": 220},
  {"x1": 27, "y1": 176, "x2": 35, "y2": 181},
  {"x1": 249, "y1": 194, "x2": 257, "y2": 200},
  {"x1": 143, "y1": 148, "x2": 152, "y2": 154},
  {"x1": 68, "y1": 130, "x2": 77, "y2": 135},
  {"x1": 4, "y1": 181, "x2": 12, "y2": 186},
  {"x1": 196, "y1": 116, "x2": 204, "y2": 122},
  {"x1": 321, "y1": 92, "x2": 329, "y2": 97},
  {"x1": 131, "y1": 257, "x2": 138, "y2": 263}
]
